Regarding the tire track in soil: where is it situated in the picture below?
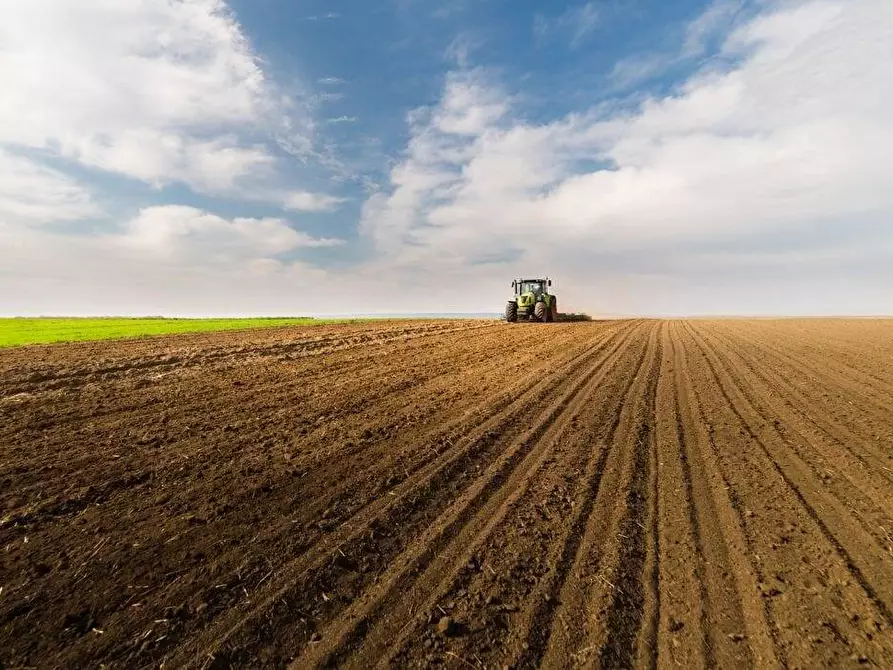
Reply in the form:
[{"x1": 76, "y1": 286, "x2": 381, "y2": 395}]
[
  {"x1": 726, "y1": 321, "x2": 893, "y2": 402},
  {"x1": 707, "y1": 321, "x2": 893, "y2": 465},
  {"x1": 594, "y1": 322, "x2": 662, "y2": 670},
  {"x1": 669, "y1": 321, "x2": 775, "y2": 669},
  {"x1": 654, "y1": 324, "x2": 714, "y2": 668},
  {"x1": 300, "y1": 323, "x2": 655, "y2": 670},
  {"x1": 0, "y1": 322, "x2": 497, "y2": 396},
  {"x1": 712, "y1": 321, "x2": 893, "y2": 425},
  {"x1": 676, "y1": 325, "x2": 787, "y2": 668},
  {"x1": 683, "y1": 322, "x2": 893, "y2": 668},
  {"x1": 377, "y1": 322, "x2": 655, "y2": 670},
  {"x1": 506, "y1": 321, "x2": 661, "y2": 670},
  {"x1": 693, "y1": 324, "x2": 893, "y2": 554},
  {"x1": 2, "y1": 323, "x2": 628, "y2": 667},
  {"x1": 165, "y1": 323, "x2": 644, "y2": 668},
  {"x1": 0, "y1": 323, "x2": 573, "y2": 528}
]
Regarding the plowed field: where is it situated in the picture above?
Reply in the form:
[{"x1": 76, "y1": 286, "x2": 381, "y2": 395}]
[{"x1": 2, "y1": 319, "x2": 893, "y2": 668}]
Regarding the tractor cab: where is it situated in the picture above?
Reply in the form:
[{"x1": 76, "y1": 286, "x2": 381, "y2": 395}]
[
  {"x1": 505, "y1": 277, "x2": 557, "y2": 323},
  {"x1": 514, "y1": 279, "x2": 548, "y2": 297}
]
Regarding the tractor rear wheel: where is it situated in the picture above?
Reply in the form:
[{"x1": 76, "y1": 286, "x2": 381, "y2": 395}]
[
  {"x1": 534, "y1": 302, "x2": 547, "y2": 322},
  {"x1": 550, "y1": 300, "x2": 558, "y2": 322},
  {"x1": 505, "y1": 301, "x2": 518, "y2": 322}
]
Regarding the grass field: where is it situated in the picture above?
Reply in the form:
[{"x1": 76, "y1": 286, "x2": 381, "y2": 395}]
[{"x1": 0, "y1": 317, "x2": 348, "y2": 347}]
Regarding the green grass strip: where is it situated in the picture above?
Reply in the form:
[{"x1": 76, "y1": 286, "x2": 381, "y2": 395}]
[{"x1": 0, "y1": 317, "x2": 355, "y2": 347}]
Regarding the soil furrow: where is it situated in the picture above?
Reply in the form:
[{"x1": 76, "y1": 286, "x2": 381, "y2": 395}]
[
  {"x1": 723, "y1": 321, "x2": 893, "y2": 397},
  {"x1": 160, "y1": 323, "x2": 643, "y2": 668},
  {"x1": 1, "y1": 322, "x2": 617, "y2": 518},
  {"x1": 713, "y1": 325, "x2": 893, "y2": 484},
  {"x1": 390, "y1": 321, "x2": 653, "y2": 670},
  {"x1": 4, "y1": 322, "x2": 627, "y2": 666},
  {"x1": 3, "y1": 318, "x2": 893, "y2": 669},
  {"x1": 710, "y1": 322, "x2": 893, "y2": 430},
  {"x1": 692, "y1": 324, "x2": 893, "y2": 551},
  {"x1": 672, "y1": 322, "x2": 776, "y2": 668},
  {"x1": 596, "y1": 322, "x2": 662, "y2": 669},
  {"x1": 464, "y1": 321, "x2": 656, "y2": 670},
  {"x1": 684, "y1": 323, "x2": 893, "y2": 667},
  {"x1": 689, "y1": 323, "x2": 893, "y2": 620},
  {"x1": 302, "y1": 323, "x2": 654, "y2": 669}
]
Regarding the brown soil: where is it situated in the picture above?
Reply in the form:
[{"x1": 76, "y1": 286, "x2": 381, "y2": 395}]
[{"x1": 2, "y1": 318, "x2": 892, "y2": 668}]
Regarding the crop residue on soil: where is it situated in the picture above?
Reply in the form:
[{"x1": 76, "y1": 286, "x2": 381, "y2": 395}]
[{"x1": 2, "y1": 318, "x2": 893, "y2": 668}]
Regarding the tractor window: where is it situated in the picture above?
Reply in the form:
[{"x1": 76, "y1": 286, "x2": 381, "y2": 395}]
[{"x1": 521, "y1": 281, "x2": 544, "y2": 295}]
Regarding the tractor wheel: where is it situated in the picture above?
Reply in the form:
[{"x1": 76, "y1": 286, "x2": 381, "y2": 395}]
[
  {"x1": 534, "y1": 302, "x2": 547, "y2": 322},
  {"x1": 550, "y1": 300, "x2": 558, "y2": 322},
  {"x1": 505, "y1": 301, "x2": 518, "y2": 323}
]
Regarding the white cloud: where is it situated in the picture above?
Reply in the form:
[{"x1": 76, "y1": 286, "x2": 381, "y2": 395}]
[
  {"x1": 360, "y1": 69, "x2": 511, "y2": 256},
  {"x1": 610, "y1": 0, "x2": 747, "y2": 89},
  {"x1": 609, "y1": 53, "x2": 671, "y2": 88},
  {"x1": 2, "y1": 0, "x2": 891, "y2": 317},
  {"x1": 0, "y1": 203, "x2": 352, "y2": 316},
  {"x1": 0, "y1": 0, "x2": 307, "y2": 196},
  {"x1": 115, "y1": 206, "x2": 342, "y2": 263},
  {"x1": 0, "y1": 150, "x2": 100, "y2": 226},
  {"x1": 683, "y1": 0, "x2": 745, "y2": 56},
  {"x1": 534, "y1": 2, "x2": 601, "y2": 47},
  {"x1": 362, "y1": 0, "x2": 893, "y2": 314},
  {"x1": 282, "y1": 192, "x2": 347, "y2": 212},
  {"x1": 72, "y1": 131, "x2": 275, "y2": 192}
]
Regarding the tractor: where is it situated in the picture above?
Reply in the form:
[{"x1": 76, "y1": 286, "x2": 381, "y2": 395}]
[{"x1": 505, "y1": 278, "x2": 558, "y2": 322}]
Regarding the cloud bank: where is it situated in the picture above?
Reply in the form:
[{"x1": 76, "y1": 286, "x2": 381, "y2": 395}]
[
  {"x1": 362, "y1": 0, "x2": 893, "y2": 314},
  {"x1": 1, "y1": 0, "x2": 891, "y2": 316},
  {"x1": 0, "y1": 0, "x2": 337, "y2": 203}
]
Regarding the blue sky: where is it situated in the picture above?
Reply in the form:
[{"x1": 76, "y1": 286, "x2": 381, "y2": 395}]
[{"x1": 0, "y1": 0, "x2": 891, "y2": 316}]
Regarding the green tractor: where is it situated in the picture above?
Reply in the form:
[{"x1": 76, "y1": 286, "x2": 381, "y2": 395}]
[{"x1": 505, "y1": 277, "x2": 558, "y2": 323}]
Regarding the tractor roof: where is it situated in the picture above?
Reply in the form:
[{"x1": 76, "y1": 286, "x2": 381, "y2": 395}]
[{"x1": 517, "y1": 278, "x2": 547, "y2": 282}]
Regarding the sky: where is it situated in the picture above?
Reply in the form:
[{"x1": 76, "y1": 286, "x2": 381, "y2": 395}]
[{"x1": 1, "y1": 0, "x2": 891, "y2": 317}]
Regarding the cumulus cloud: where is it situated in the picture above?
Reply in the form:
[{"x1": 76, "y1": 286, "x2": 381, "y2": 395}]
[
  {"x1": 0, "y1": 150, "x2": 100, "y2": 226},
  {"x1": 3, "y1": 0, "x2": 890, "y2": 317},
  {"x1": 362, "y1": 0, "x2": 893, "y2": 314},
  {"x1": 0, "y1": 0, "x2": 333, "y2": 201},
  {"x1": 115, "y1": 206, "x2": 342, "y2": 262},
  {"x1": 282, "y1": 192, "x2": 347, "y2": 212},
  {"x1": 0, "y1": 200, "x2": 350, "y2": 316},
  {"x1": 360, "y1": 69, "x2": 511, "y2": 257}
]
